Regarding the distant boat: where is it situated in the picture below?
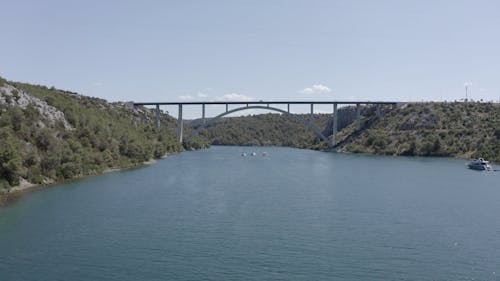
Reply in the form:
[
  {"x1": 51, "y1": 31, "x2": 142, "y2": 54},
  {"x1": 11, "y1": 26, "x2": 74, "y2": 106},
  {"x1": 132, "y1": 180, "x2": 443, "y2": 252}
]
[
  {"x1": 262, "y1": 152, "x2": 268, "y2": 156},
  {"x1": 250, "y1": 152, "x2": 257, "y2": 156},
  {"x1": 241, "y1": 152, "x2": 247, "y2": 157},
  {"x1": 467, "y1": 158, "x2": 492, "y2": 171}
]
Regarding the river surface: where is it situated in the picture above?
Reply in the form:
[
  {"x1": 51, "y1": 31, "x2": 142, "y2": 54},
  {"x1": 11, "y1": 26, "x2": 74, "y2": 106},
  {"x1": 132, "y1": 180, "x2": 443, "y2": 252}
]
[{"x1": 1, "y1": 146, "x2": 499, "y2": 281}]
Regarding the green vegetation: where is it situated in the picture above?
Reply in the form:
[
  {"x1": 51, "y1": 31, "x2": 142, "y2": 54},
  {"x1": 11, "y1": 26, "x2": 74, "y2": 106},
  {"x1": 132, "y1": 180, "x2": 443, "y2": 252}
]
[
  {"x1": 195, "y1": 105, "x2": 381, "y2": 150},
  {"x1": 341, "y1": 102, "x2": 500, "y2": 162},
  {"x1": 197, "y1": 113, "x2": 331, "y2": 149},
  {"x1": 0, "y1": 78, "x2": 207, "y2": 190}
]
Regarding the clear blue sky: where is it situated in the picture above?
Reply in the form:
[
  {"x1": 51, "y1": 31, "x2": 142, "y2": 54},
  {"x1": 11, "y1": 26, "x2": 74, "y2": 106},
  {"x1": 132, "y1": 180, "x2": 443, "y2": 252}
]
[{"x1": 1, "y1": 0, "x2": 499, "y2": 116}]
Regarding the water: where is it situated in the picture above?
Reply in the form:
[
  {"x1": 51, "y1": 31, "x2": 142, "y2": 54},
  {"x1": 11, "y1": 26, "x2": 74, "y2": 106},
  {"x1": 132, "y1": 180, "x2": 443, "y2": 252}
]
[{"x1": 1, "y1": 146, "x2": 499, "y2": 281}]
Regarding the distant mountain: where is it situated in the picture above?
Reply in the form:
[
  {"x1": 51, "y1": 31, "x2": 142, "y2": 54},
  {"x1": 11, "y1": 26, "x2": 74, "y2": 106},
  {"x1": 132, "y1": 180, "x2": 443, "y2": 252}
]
[{"x1": 0, "y1": 77, "x2": 207, "y2": 193}]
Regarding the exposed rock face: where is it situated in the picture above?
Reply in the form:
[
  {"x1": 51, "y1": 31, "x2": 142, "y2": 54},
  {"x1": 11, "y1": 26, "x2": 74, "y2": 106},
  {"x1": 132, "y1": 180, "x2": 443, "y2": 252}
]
[{"x1": 0, "y1": 84, "x2": 74, "y2": 130}]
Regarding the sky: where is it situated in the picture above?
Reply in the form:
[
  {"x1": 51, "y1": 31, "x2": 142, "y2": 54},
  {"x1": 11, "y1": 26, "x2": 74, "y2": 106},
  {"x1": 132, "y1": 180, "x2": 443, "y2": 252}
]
[{"x1": 1, "y1": 0, "x2": 499, "y2": 118}]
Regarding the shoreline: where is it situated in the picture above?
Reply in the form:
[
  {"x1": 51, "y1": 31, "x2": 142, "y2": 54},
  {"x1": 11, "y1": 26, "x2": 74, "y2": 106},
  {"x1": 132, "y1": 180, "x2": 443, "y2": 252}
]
[
  {"x1": 0, "y1": 154, "x2": 167, "y2": 206},
  {"x1": 1, "y1": 147, "x2": 496, "y2": 206}
]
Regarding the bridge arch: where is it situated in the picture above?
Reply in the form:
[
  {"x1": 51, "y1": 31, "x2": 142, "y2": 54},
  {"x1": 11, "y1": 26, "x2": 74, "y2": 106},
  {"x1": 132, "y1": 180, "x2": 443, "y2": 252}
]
[{"x1": 185, "y1": 105, "x2": 331, "y2": 146}]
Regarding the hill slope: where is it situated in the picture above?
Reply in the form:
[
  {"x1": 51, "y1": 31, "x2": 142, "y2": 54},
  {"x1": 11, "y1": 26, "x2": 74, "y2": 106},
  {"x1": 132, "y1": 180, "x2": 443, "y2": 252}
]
[
  {"x1": 193, "y1": 105, "x2": 376, "y2": 149},
  {"x1": 0, "y1": 77, "x2": 206, "y2": 192},
  {"x1": 197, "y1": 113, "x2": 331, "y2": 149},
  {"x1": 337, "y1": 102, "x2": 500, "y2": 162}
]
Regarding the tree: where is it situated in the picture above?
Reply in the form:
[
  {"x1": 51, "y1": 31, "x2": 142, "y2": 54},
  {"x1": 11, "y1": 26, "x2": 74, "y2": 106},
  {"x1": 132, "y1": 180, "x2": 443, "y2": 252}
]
[{"x1": 0, "y1": 130, "x2": 24, "y2": 186}]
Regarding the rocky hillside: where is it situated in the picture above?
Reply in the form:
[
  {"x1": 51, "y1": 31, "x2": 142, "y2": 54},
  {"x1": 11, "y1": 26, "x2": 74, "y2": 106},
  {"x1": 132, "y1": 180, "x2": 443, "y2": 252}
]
[
  {"x1": 337, "y1": 102, "x2": 500, "y2": 162},
  {"x1": 0, "y1": 77, "x2": 207, "y2": 192}
]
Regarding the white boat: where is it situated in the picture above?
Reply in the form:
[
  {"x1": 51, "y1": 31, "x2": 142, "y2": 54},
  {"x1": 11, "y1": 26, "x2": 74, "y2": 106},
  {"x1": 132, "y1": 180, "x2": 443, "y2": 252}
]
[
  {"x1": 467, "y1": 158, "x2": 492, "y2": 171},
  {"x1": 250, "y1": 152, "x2": 257, "y2": 156},
  {"x1": 241, "y1": 152, "x2": 247, "y2": 157}
]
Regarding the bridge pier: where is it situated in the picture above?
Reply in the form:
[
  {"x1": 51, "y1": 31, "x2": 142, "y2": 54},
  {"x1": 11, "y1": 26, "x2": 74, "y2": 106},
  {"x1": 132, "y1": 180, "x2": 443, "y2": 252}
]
[
  {"x1": 356, "y1": 103, "x2": 361, "y2": 131},
  {"x1": 202, "y1": 104, "x2": 206, "y2": 124},
  {"x1": 178, "y1": 104, "x2": 183, "y2": 143},
  {"x1": 332, "y1": 103, "x2": 338, "y2": 145},
  {"x1": 225, "y1": 104, "x2": 228, "y2": 112},
  {"x1": 155, "y1": 104, "x2": 160, "y2": 128},
  {"x1": 310, "y1": 104, "x2": 314, "y2": 123},
  {"x1": 287, "y1": 104, "x2": 290, "y2": 113}
]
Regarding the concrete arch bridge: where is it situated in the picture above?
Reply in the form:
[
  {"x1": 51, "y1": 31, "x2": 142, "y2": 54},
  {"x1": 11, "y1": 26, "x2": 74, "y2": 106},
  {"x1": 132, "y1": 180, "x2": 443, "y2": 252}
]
[{"x1": 132, "y1": 101, "x2": 398, "y2": 147}]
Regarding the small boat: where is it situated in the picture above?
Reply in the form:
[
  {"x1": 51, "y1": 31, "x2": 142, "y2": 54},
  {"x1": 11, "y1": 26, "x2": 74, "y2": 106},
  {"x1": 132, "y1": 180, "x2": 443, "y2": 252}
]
[
  {"x1": 467, "y1": 158, "x2": 492, "y2": 171},
  {"x1": 250, "y1": 152, "x2": 257, "y2": 156},
  {"x1": 241, "y1": 152, "x2": 247, "y2": 157},
  {"x1": 262, "y1": 152, "x2": 268, "y2": 157}
]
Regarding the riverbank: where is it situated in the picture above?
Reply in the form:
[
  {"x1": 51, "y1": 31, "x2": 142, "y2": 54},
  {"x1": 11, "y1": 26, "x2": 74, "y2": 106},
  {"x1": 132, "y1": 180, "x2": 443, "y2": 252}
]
[
  {"x1": 0, "y1": 155, "x2": 166, "y2": 206},
  {"x1": 2, "y1": 144, "x2": 497, "y2": 206},
  {"x1": 1, "y1": 78, "x2": 195, "y2": 202}
]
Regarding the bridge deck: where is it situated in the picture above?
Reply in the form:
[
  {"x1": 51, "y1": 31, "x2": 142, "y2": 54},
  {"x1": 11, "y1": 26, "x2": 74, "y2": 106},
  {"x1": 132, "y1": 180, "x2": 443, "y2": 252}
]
[{"x1": 133, "y1": 101, "x2": 398, "y2": 106}]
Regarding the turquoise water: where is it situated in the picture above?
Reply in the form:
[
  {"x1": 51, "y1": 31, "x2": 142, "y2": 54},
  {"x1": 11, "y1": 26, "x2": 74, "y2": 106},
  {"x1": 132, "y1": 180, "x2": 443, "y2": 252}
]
[{"x1": 1, "y1": 146, "x2": 499, "y2": 280}]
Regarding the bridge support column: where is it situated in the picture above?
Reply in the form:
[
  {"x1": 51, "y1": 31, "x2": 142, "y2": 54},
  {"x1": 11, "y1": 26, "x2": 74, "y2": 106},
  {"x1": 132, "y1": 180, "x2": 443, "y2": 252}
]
[
  {"x1": 376, "y1": 104, "x2": 381, "y2": 118},
  {"x1": 287, "y1": 104, "x2": 290, "y2": 113},
  {"x1": 356, "y1": 103, "x2": 361, "y2": 131},
  {"x1": 202, "y1": 104, "x2": 206, "y2": 124},
  {"x1": 332, "y1": 103, "x2": 338, "y2": 145},
  {"x1": 178, "y1": 104, "x2": 183, "y2": 143},
  {"x1": 310, "y1": 104, "x2": 314, "y2": 123},
  {"x1": 155, "y1": 104, "x2": 160, "y2": 128},
  {"x1": 225, "y1": 104, "x2": 228, "y2": 112}
]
